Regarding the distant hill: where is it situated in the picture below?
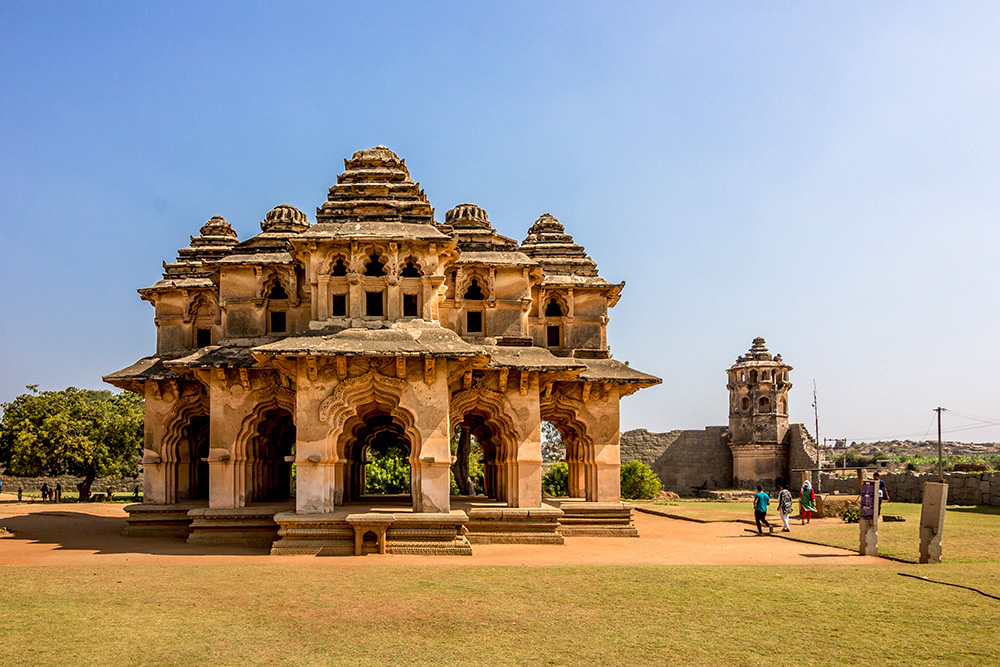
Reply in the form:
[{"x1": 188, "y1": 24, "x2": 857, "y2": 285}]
[{"x1": 832, "y1": 440, "x2": 1000, "y2": 457}]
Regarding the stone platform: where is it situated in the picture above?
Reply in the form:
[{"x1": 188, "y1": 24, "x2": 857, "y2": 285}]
[
  {"x1": 124, "y1": 494, "x2": 638, "y2": 554},
  {"x1": 187, "y1": 502, "x2": 293, "y2": 547},
  {"x1": 547, "y1": 499, "x2": 639, "y2": 537},
  {"x1": 464, "y1": 502, "x2": 564, "y2": 545},
  {"x1": 271, "y1": 505, "x2": 472, "y2": 556},
  {"x1": 122, "y1": 502, "x2": 205, "y2": 538}
]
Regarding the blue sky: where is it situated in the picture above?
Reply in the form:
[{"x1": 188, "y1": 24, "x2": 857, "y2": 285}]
[{"x1": 2, "y1": 2, "x2": 999, "y2": 443}]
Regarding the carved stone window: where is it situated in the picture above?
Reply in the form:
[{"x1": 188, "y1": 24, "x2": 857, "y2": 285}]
[
  {"x1": 332, "y1": 294, "x2": 347, "y2": 317},
  {"x1": 364, "y1": 253, "x2": 386, "y2": 277},
  {"x1": 403, "y1": 294, "x2": 418, "y2": 317},
  {"x1": 366, "y1": 291, "x2": 384, "y2": 317},
  {"x1": 331, "y1": 258, "x2": 348, "y2": 276},
  {"x1": 741, "y1": 396, "x2": 750, "y2": 411},
  {"x1": 758, "y1": 396, "x2": 770, "y2": 412},
  {"x1": 401, "y1": 261, "x2": 420, "y2": 278},
  {"x1": 467, "y1": 311, "x2": 483, "y2": 333},
  {"x1": 464, "y1": 279, "x2": 485, "y2": 300},
  {"x1": 547, "y1": 325, "x2": 560, "y2": 347},
  {"x1": 268, "y1": 283, "x2": 288, "y2": 300},
  {"x1": 545, "y1": 298, "x2": 563, "y2": 317}
]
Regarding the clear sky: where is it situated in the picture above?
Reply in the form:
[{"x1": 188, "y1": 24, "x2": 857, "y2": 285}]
[{"x1": 2, "y1": 2, "x2": 999, "y2": 443}]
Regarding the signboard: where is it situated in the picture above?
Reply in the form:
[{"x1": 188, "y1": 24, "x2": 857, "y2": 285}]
[{"x1": 860, "y1": 480, "x2": 876, "y2": 520}]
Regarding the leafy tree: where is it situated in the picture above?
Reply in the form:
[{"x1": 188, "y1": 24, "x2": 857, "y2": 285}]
[
  {"x1": 620, "y1": 460, "x2": 662, "y2": 500},
  {"x1": 542, "y1": 462, "x2": 569, "y2": 497},
  {"x1": 0, "y1": 386, "x2": 144, "y2": 500},
  {"x1": 364, "y1": 439, "x2": 411, "y2": 495}
]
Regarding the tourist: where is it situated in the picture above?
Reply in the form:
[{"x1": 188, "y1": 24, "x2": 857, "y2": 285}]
[
  {"x1": 752, "y1": 485, "x2": 773, "y2": 535},
  {"x1": 17, "y1": 486, "x2": 23, "y2": 502},
  {"x1": 41, "y1": 483, "x2": 50, "y2": 502},
  {"x1": 133, "y1": 485, "x2": 140, "y2": 501},
  {"x1": 800, "y1": 479, "x2": 816, "y2": 525},
  {"x1": 777, "y1": 482, "x2": 793, "y2": 532},
  {"x1": 874, "y1": 472, "x2": 890, "y2": 515},
  {"x1": 55, "y1": 483, "x2": 62, "y2": 503}
]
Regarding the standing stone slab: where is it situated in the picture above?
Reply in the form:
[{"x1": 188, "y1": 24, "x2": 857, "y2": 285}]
[{"x1": 919, "y1": 482, "x2": 948, "y2": 564}]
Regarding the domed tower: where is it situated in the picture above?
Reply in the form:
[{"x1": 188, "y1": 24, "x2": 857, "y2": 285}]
[{"x1": 726, "y1": 337, "x2": 793, "y2": 489}]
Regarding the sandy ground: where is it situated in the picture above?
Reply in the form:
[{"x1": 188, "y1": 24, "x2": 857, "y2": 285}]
[{"x1": 0, "y1": 494, "x2": 886, "y2": 567}]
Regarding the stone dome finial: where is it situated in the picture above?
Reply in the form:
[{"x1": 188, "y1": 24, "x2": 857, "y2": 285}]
[
  {"x1": 445, "y1": 203, "x2": 491, "y2": 229},
  {"x1": 520, "y1": 213, "x2": 599, "y2": 277},
  {"x1": 199, "y1": 215, "x2": 237, "y2": 239},
  {"x1": 261, "y1": 204, "x2": 309, "y2": 233},
  {"x1": 349, "y1": 145, "x2": 402, "y2": 164}
]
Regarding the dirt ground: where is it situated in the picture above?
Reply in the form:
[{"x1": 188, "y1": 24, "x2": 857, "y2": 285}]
[{"x1": 0, "y1": 494, "x2": 887, "y2": 567}]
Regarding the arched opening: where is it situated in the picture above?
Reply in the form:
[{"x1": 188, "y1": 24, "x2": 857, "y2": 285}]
[
  {"x1": 762, "y1": 370, "x2": 770, "y2": 381},
  {"x1": 741, "y1": 396, "x2": 750, "y2": 411},
  {"x1": 247, "y1": 408, "x2": 295, "y2": 503},
  {"x1": 177, "y1": 415, "x2": 209, "y2": 500},
  {"x1": 758, "y1": 396, "x2": 770, "y2": 412},
  {"x1": 779, "y1": 397, "x2": 787, "y2": 413},
  {"x1": 545, "y1": 298, "x2": 563, "y2": 317},
  {"x1": 401, "y1": 261, "x2": 421, "y2": 278},
  {"x1": 344, "y1": 409, "x2": 412, "y2": 502},
  {"x1": 364, "y1": 252, "x2": 386, "y2": 277},
  {"x1": 331, "y1": 258, "x2": 348, "y2": 276},
  {"x1": 450, "y1": 424, "x2": 486, "y2": 497},
  {"x1": 464, "y1": 279, "x2": 485, "y2": 300},
  {"x1": 540, "y1": 415, "x2": 590, "y2": 500},
  {"x1": 268, "y1": 283, "x2": 288, "y2": 300},
  {"x1": 750, "y1": 369, "x2": 758, "y2": 384},
  {"x1": 453, "y1": 412, "x2": 505, "y2": 500}
]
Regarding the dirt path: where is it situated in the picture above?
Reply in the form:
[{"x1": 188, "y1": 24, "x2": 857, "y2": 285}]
[{"x1": 0, "y1": 496, "x2": 886, "y2": 567}]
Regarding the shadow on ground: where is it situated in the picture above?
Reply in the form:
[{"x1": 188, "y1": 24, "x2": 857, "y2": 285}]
[{"x1": 0, "y1": 510, "x2": 270, "y2": 557}]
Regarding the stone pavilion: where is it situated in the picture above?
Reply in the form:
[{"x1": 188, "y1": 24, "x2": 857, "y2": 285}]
[{"x1": 105, "y1": 146, "x2": 660, "y2": 555}]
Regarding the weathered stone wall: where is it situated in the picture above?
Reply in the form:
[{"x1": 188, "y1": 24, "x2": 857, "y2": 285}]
[
  {"x1": 788, "y1": 424, "x2": 818, "y2": 481},
  {"x1": 1, "y1": 474, "x2": 142, "y2": 495},
  {"x1": 620, "y1": 427, "x2": 731, "y2": 495},
  {"x1": 820, "y1": 471, "x2": 1000, "y2": 506}
]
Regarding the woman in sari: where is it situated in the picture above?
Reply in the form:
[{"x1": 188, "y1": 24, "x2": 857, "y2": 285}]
[{"x1": 800, "y1": 479, "x2": 816, "y2": 524}]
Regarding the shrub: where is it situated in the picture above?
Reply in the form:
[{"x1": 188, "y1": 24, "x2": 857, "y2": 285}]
[
  {"x1": 620, "y1": 460, "x2": 662, "y2": 500},
  {"x1": 542, "y1": 462, "x2": 569, "y2": 497},
  {"x1": 840, "y1": 506, "x2": 860, "y2": 523}
]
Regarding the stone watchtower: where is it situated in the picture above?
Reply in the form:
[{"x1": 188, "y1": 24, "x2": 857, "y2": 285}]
[{"x1": 726, "y1": 337, "x2": 792, "y2": 489}]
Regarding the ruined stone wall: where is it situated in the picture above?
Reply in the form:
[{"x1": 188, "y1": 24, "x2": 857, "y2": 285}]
[
  {"x1": 819, "y1": 470, "x2": 1000, "y2": 506},
  {"x1": 788, "y1": 424, "x2": 817, "y2": 481},
  {"x1": 620, "y1": 427, "x2": 731, "y2": 495},
  {"x1": 1, "y1": 474, "x2": 142, "y2": 495}
]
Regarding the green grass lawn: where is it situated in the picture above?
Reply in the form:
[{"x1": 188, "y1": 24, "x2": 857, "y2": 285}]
[
  {"x1": 1, "y1": 563, "x2": 998, "y2": 665},
  {"x1": 637, "y1": 500, "x2": 1000, "y2": 564},
  {"x1": 784, "y1": 503, "x2": 1000, "y2": 564}
]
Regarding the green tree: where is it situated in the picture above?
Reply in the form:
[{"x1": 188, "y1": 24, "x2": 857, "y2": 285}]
[
  {"x1": 364, "y1": 440, "x2": 411, "y2": 495},
  {"x1": 0, "y1": 386, "x2": 143, "y2": 500},
  {"x1": 542, "y1": 462, "x2": 569, "y2": 497},
  {"x1": 620, "y1": 460, "x2": 662, "y2": 500}
]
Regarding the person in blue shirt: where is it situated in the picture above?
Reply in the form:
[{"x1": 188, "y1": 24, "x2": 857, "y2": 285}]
[{"x1": 753, "y1": 485, "x2": 773, "y2": 535}]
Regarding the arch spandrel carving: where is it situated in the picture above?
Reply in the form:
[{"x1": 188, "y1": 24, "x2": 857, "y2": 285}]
[
  {"x1": 449, "y1": 384, "x2": 520, "y2": 447},
  {"x1": 318, "y1": 371, "x2": 420, "y2": 463},
  {"x1": 160, "y1": 390, "x2": 210, "y2": 464}
]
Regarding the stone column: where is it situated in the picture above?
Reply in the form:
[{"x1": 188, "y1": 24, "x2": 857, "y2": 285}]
[
  {"x1": 919, "y1": 482, "x2": 948, "y2": 564},
  {"x1": 407, "y1": 358, "x2": 452, "y2": 514},
  {"x1": 506, "y1": 372, "x2": 542, "y2": 508},
  {"x1": 588, "y1": 385, "x2": 622, "y2": 502}
]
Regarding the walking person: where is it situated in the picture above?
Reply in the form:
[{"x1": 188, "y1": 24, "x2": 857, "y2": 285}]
[
  {"x1": 54, "y1": 483, "x2": 62, "y2": 503},
  {"x1": 753, "y1": 485, "x2": 773, "y2": 535},
  {"x1": 874, "y1": 472, "x2": 890, "y2": 516},
  {"x1": 800, "y1": 479, "x2": 816, "y2": 525},
  {"x1": 40, "y1": 483, "x2": 50, "y2": 502},
  {"x1": 777, "y1": 482, "x2": 793, "y2": 532},
  {"x1": 18, "y1": 486, "x2": 23, "y2": 502}
]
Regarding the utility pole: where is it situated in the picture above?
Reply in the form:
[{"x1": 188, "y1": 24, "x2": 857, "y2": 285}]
[
  {"x1": 934, "y1": 407, "x2": 946, "y2": 482},
  {"x1": 813, "y1": 381, "x2": 821, "y2": 492}
]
